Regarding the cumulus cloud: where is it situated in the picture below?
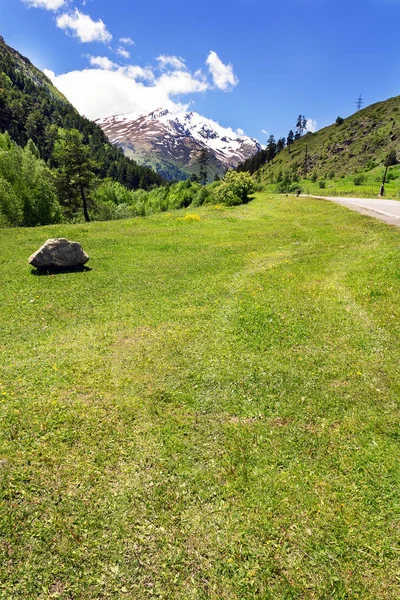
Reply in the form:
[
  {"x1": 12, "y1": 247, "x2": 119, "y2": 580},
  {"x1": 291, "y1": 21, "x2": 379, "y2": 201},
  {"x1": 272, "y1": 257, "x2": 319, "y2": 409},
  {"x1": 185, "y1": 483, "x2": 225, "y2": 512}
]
[
  {"x1": 22, "y1": 0, "x2": 65, "y2": 10},
  {"x1": 44, "y1": 54, "x2": 212, "y2": 119},
  {"x1": 157, "y1": 55, "x2": 187, "y2": 71},
  {"x1": 119, "y1": 37, "x2": 135, "y2": 46},
  {"x1": 124, "y1": 65, "x2": 155, "y2": 82},
  {"x1": 45, "y1": 67, "x2": 192, "y2": 119},
  {"x1": 157, "y1": 70, "x2": 208, "y2": 95},
  {"x1": 56, "y1": 9, "x2": 112, "y2": 43},
  {"x1": 206, "y1": 51, "x2": 238, "y2": 91},
  {"x1": 306, "y1": 118, "x2": 317, "y2": 133},
  {"x1": 117, "y1": 47, "x2": 130, "y2": 59},
  {"x1": 88, "y1": 56, "x2": 117, "y2": 71},
  {"x1": 44, "y1": 50, "x2": 238, "y2": 121}
]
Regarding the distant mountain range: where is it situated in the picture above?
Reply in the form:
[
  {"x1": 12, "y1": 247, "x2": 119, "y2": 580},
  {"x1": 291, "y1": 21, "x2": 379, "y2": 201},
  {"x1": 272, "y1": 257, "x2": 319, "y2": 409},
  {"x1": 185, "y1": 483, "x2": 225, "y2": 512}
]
[{"x1": 96, "y1": 109, "x2": 262, "y2": 181}]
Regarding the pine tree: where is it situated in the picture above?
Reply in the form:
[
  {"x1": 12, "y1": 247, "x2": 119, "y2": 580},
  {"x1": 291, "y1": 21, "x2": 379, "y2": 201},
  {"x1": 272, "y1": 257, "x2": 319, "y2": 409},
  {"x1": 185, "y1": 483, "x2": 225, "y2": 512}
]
[
  {"x1": 266, "y1": 135, "x2": 277, "y2": 163},
  {"x1": 53, "y1": 129, "x2": 96, "y2": 222},
  {"x1": 276, "y1": 137, "x2": 286, "y2": 153},
  {"x1": 287, "y1": 130, "x2": 294, "y2": 146},
  {"x1": 197, "y1": 147, "x2": 209, "y2": 186},
  {"x1": 295, "y1": 115, "x2": 307, "y2": 139}
]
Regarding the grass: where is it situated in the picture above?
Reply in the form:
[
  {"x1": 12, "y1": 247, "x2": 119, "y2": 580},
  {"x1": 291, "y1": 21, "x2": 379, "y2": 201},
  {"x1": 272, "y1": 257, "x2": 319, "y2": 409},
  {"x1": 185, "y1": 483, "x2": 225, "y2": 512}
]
[
  {"x1": 1, "y1": 194, "x2": 400, "y2": 598},
  {"x1": 263, "y1": 165, "x2": 400, "y2": 199},
  {"x1": 259, "y1": 94, "x2": 400, "y2": 184}
]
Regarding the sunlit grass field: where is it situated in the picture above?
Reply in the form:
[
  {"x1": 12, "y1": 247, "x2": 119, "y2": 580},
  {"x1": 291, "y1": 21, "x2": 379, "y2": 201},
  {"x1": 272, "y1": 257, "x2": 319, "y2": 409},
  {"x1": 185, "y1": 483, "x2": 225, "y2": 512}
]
[
  {"x1": 263, "y1": 164, "x2": 400, "y2": 199},
  {"x1": 1, "y1": 194, "x2": 400, "y2": 598}
]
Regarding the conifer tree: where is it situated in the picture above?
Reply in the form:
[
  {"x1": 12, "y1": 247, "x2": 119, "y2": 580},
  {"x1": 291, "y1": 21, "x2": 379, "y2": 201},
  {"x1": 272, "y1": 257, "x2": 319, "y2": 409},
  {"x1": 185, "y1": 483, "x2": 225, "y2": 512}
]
[
  {"x1": 287, "y1": 130, "x2": 294, "y2": 146},
  {"x1": 53, "y1": 129, "x2": 96, "y2": 222},
  {"x1": 266, "y1": 135, "x2": 277, "y2": 163},
  {"x1": 197, "y1": 147, "x2": 209, "y2": 186},
  {"x1": 276, "y1": 137, "x2": 286, "y2": 153}
]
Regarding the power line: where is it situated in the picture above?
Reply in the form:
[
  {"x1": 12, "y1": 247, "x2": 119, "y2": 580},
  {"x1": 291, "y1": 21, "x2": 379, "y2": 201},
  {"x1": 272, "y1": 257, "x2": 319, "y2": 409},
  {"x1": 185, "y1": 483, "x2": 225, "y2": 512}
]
[{"x1": 356, "y1": 94, "x2": 364, "y2": 111}]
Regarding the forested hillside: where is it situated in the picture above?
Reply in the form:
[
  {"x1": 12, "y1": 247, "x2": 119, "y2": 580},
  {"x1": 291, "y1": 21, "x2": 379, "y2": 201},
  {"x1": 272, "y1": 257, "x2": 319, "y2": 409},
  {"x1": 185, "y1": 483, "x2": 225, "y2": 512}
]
[
  {"x1": 237, "y1": 98, "x2": 400, "y2": 186},
  {"x1": 0, "y1": 36, "x2": 164, "y2": 225}
]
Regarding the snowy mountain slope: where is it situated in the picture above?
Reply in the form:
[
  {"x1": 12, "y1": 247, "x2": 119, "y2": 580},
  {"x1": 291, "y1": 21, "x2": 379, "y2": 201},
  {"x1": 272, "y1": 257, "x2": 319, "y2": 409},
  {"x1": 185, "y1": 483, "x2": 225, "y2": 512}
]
[{"x1": 96, "y1": 109, "x2": 261, "y2": 180}]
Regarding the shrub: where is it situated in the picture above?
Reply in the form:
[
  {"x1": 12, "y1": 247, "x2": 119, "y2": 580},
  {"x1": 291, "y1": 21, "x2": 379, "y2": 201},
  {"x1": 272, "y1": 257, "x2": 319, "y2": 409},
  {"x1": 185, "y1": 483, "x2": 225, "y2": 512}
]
[
  {"x1": 310, "y1": 172, "x2": 318, "y2": 183},
  {"x1": 336, "y1": 117, "x2": 344, "y2": 126},
  {"x1": 386, "y1": 150, "x2": 398, "y2": 166},
  {"x1": 365, "y1": 159, "x2": 377, "y2": 171},
  {"x1": 276, "y1": 172, "x2": 297, "y2": 194},
  {"x1": 318, "y1": 180, "x2": 326, "y2": 189},
  {"x1": 214, "y1": 171, "x2": 255, "y2": 206},
  {"x1": 192, "y1": 185, "x2": 212, "y2": 206},
  {"x1": 354, "y1": 175, "x2": 366, "y2": 186},
  {"x1": 167, "y1": 181, "x2": 200, "y2": 210},
  {"x1": 93, "y1": 179, "x2": 134, "y2": 206}
]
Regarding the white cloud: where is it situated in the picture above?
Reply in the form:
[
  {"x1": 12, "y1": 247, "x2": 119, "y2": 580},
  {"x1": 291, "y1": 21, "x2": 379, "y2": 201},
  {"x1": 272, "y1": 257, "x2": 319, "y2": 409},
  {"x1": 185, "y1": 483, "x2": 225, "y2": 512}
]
[
  {"x1": 206, "y1": 51, "x2": 238, "y2": 91},
  {"x1": 117, "y1": 47, "x2": 130, "y2": 59},
  {"x1": 124, "y1": 65, "x2": 155, "y2": 82},
  {"x1": 157, "y1": 55, "x2": 187, "y2": 71},
  {"x1": 157, "y1": 70, "x2": 209, "y2": 95},
  {"x1": 56, "y1": 9, "x2": 112, "y2": 43},
  {"x1": 44, "y1": 60, "x2": 211, "y2": 119},
  {"x1": 44, "y1": 50, "x2": 238, "y2": 121},
  {"x1": 119, "y1": 37, "x2": 135, "y2": 46},
  {"x1": 45, "y1": 68, "x2": 190, "y2": 119},
  {"x1": 89, "y1": 56, "x2": 117, "y2": 71},
  {"x1": 306, "y1": 118, "x2": 317, "y2": 133},
  {"x1": 261, "y1": 129, "x2": 269, "y2": 136},
  {"x1": 22, "y1": 0, "x2": 65, "y2": 10}
]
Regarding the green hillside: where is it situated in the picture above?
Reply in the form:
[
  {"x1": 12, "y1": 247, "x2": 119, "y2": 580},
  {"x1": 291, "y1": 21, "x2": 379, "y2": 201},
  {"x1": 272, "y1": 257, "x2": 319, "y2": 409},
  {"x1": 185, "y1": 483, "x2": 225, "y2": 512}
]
[
  {"x1": 253, "y1": 96, "x2": 400, "y2": 191},
  {"x1": 0, "y1": 36, "x2": 165, "y2": 225},
  {"x1": 1, "y1": 195, "x2": 400, "y2": 598}
]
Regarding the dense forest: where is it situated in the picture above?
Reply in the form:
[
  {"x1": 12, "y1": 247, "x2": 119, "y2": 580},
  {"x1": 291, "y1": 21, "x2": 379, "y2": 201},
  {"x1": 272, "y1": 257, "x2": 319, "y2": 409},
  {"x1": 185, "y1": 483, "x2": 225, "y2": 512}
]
[
  {"x1": 0, "y1": 127, "x2": 256, "y2": 227},
  {"x1": 0, "y1": 36, "x2": 165, "y2": 225}
]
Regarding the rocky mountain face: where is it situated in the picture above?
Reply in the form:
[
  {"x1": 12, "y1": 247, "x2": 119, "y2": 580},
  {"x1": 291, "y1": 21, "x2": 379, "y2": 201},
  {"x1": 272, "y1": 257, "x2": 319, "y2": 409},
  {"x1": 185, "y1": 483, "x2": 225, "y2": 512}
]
[{"x1": 96, "y1": 109, "x2": 262, "y2": 181}]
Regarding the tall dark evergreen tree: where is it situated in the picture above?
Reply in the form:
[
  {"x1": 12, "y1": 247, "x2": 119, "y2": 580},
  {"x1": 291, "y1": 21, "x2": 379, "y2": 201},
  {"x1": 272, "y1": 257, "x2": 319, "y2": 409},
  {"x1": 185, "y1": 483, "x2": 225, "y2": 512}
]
[
  {"x1": 266, "y1": 135, "x2": 277, "y2": 163},
  {"x1": 276, "y1": 137, "x2": 286, "y2": 153},
  {"x1": 287, "y1": 130, "x2": 294, "y2": 146},
  {"x1": 295, "y1": 115, "x2": 307, "y2": 139},
  {"x1": 197, "y1": 147, "x2": 209, "y2": 186},
  {"x1": 53, "y1": 129, "x2": 95, "y2": 222}
]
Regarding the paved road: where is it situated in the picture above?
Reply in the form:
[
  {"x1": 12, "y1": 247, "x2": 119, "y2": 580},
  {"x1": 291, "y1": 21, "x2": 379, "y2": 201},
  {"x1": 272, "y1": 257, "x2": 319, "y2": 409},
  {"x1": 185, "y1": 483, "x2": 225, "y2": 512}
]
[{"x1": 309, "y1": 195, "x2": 400, "y2": 226}]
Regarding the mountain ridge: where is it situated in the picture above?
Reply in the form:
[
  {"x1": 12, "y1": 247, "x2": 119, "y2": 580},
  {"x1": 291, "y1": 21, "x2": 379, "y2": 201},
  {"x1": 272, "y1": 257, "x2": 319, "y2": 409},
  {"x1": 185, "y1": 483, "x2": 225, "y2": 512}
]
[
  {"x1": 96, "y1": 108, "x2": 261, "y2": 181},
  {"x1": 250, "y1": 95, "x2": 400, "y2": 184}
]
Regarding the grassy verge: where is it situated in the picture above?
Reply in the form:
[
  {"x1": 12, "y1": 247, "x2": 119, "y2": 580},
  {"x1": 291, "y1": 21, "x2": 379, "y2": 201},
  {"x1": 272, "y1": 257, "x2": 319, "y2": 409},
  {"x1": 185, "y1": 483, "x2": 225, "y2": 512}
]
[
  {"x1": 1, "y1": 195, "x2": 400, "y2": 598},
  {"x1": 262, "y1": 164, "x2": 400, "y2": 199}
]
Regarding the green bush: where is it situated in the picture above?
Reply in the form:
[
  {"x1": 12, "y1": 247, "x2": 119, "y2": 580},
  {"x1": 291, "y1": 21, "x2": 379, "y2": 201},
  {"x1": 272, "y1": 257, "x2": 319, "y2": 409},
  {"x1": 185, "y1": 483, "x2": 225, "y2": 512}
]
[
  {"x1": 93, "y1": 180, "x2": 134, "y2": 206},
  {"x1": 318, "y1": 180, "x2": 326, "y2": 189},
  {"x1": 354, "y1": 175, "x2": 366, "y2": 186},
  {"x1": 214, "y1": 171, "x2": 255, "y2": 205},
  {"x1": 192, "y1": 185, "x2": 212, "y2": 206},
  {"x1": 0, "y1": 134, "x2": 61, "y2": 227},
  {"x1": 386, "y1": 150, "x2": 398, "y2": 166},
  {"x1": 365, "y1": 159, "x2": 377, "y2": 171}
]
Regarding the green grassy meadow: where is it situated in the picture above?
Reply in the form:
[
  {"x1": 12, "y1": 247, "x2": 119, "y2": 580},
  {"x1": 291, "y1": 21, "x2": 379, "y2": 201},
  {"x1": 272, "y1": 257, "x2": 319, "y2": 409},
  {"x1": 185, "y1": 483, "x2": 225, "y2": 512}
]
[
  {"x1": 262, "y1": 165, "x2": 400, "y2": 199},
  {"x1": 1, "y1": 194, "x2": 400, "y2": 598}
]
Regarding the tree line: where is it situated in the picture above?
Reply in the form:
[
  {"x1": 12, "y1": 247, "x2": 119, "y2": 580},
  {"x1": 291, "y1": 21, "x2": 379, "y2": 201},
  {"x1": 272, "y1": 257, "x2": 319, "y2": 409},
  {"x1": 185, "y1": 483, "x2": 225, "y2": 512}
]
[
  {"x1": 0, "y1": 38, "x2": 165, "y2": 224},
  {"x1": 237, "y1": 115, "x2": 309, "y2": 174}
]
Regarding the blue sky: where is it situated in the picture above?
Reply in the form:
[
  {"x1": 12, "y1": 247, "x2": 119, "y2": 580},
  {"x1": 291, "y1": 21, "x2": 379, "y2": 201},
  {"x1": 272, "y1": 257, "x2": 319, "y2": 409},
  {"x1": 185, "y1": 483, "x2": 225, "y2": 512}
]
[{"x1": 1, "y1": 0, "x2": 400, "y2": 142}]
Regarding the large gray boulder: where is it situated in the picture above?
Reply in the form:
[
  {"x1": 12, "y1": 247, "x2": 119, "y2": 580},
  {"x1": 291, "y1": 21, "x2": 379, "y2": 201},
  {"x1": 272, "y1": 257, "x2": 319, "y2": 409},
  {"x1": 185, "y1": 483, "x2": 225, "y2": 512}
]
[{"x1": 29, "y1": 238, "x2": 90, "y2": 270}]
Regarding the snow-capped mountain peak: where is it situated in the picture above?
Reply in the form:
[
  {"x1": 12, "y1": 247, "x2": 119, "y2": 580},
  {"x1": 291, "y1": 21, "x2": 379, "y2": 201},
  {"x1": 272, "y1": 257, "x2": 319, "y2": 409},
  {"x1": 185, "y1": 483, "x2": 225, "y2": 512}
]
[{"x1": 96, "y1": 108, "x2": 261, "y2": 181}]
